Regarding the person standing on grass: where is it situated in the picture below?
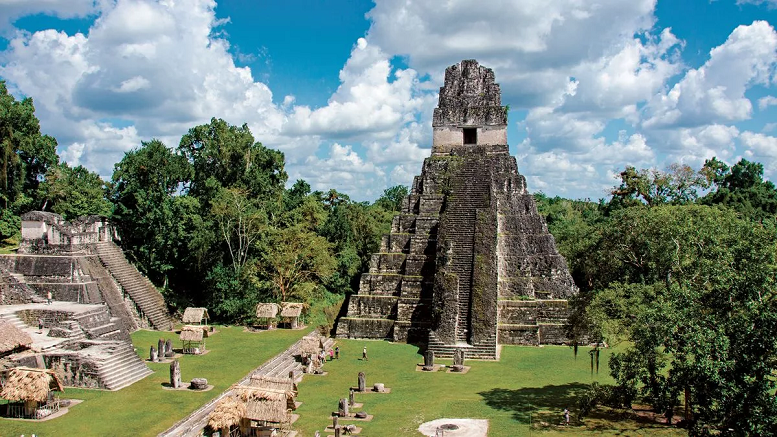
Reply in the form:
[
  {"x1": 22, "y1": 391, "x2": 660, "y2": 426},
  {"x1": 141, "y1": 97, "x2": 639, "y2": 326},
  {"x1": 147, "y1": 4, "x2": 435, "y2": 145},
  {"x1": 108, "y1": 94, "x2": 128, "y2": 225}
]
[
  {"x1": 335, "y1": 345, "x2": 340, "y2": 359},
  {"x1": 563, "y1": 408, "x2": 570, "y2": 425},
  {"x1": 363, "y1": 346, "x2": 368, "y2": 361}
]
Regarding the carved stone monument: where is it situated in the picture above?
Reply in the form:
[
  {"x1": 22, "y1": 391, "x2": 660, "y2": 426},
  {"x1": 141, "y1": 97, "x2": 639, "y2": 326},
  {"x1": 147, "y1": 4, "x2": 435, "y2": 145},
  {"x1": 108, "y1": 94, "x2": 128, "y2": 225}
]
[
  {"x1": 335, "y1": 60, "x2": 578, "y2": 359},
  {"x1": 170, "y1": 359, "x2": 182, "y2": 388},
  {"x1": 349, "y1": 388, "x2": 355, "y2": 406},
  {"x1": 333, "y1": 415, "x2": 338, "y2": 429},
  {"x1": 423, "y1": 350, "x2": 435, "y2": 371},
  {"x1": 357, "y1": 372, "x2": 366, "y2": 392},
  {"x1": 158, "y1": 338, "x2": 166, "y2": 360},
  {"x1": 150, "y1": 346, "x2": 157, "y2": 362},
  {"x1": 165, "y1": 339, "x2": 174, "y2": 357},
  {"x1": 338, "y1": 398, "x2": 349, "y2": 417},
  {"x1": 453, "y1": 348, "x2": 465, "y2": 366}
]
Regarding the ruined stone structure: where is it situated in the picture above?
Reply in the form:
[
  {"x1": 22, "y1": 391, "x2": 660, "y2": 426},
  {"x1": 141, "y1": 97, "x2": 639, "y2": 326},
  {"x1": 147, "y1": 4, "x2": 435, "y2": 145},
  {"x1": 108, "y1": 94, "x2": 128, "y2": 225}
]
[
  {"x1": 0, "y1": 212, "x2": 172, "y2": 389},
  {"x1": 336, "y1": 60, "x2": 577, "y2": 359},
  {"x1": 1, "y1": 212, "x2": 173, "y2": 331}
]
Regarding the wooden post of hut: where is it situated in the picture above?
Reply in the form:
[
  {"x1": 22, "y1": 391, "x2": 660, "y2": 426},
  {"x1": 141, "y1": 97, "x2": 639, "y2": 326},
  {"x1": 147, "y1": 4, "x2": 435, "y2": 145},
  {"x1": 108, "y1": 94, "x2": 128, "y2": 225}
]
[
  {"x1": 255, "y1": 303, "x2": 279, "y2": 330},
  {"x1": 279, "y1": 302, "x2": 304, "y2": 329}
]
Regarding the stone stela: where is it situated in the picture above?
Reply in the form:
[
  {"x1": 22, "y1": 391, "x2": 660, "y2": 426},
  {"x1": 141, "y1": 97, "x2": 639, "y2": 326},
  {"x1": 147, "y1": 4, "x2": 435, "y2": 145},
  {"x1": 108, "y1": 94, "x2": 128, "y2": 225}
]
[{"x1": 336, "y1": 60, "x2": 578, "y2": 359}]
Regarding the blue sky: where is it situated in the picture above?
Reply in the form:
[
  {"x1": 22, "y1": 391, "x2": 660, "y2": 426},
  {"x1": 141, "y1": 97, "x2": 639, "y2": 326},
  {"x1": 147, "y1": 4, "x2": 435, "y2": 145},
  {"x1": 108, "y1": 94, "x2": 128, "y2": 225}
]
[{"x1": 1, "y1": 0, "x2": 776, "y2": 201}]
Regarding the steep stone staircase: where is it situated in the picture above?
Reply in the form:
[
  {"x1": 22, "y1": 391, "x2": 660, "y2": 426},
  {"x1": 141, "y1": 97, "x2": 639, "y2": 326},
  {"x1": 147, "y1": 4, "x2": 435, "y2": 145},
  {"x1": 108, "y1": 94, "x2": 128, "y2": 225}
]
[
  {"x1": 93, "y1": 341, "x2": 154, "y2": 391},
  {"x1": 94, "y1": 242, "x2": 173, "y2": 331},
  {"x1": 78, "y1": 255, "x2": 139, "y2": 333}
]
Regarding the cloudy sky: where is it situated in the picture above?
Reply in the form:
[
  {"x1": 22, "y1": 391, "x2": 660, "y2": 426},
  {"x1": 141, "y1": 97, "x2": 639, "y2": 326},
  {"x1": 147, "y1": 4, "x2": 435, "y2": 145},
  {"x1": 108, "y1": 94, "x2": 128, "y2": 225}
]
[{"x1": 1, "y1": 0, "x2": 776, "y2": 201}]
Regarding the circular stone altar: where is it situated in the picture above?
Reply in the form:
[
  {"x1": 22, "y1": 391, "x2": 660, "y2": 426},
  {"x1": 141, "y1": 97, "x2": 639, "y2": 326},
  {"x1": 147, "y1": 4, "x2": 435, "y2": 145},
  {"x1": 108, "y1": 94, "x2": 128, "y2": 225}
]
[{"x1": 418, "y1": 418, "x2": 488, "y2": 437}]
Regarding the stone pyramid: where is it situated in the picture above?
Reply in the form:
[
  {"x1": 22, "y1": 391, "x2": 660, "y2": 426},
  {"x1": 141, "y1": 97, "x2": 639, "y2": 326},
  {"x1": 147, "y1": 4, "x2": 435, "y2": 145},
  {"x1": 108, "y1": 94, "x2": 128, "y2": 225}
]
[{"x1": 336, "y1": 60, "x2": 577, "y2": 359}]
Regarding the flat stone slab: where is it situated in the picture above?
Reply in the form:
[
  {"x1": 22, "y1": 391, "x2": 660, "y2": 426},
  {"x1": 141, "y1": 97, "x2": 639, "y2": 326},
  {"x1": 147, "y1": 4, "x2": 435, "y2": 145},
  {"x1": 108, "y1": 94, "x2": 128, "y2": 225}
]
[
  {"x1": 447, "y1": 365, "x2": 471, "y2": 374},
  {"x1": 416, "y1": 364, "x2": 443, "y2": 372},
  {"x1": 350, "y1": 387, "x2": 391, "y2": 394},
  {"x1": 418, "y1": 418, "x2": 488, "y2": 437},
  {"x1": 161, "y1": 383, "x2": 215, "y2": 392},
  {"x1": 337, "y1": 414, "x2": 374, "y2": 422}
]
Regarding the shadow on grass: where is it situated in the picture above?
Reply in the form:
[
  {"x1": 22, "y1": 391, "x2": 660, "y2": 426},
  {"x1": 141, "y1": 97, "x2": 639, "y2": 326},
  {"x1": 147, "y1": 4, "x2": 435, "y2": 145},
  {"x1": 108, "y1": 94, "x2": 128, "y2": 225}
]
[{"x1": 479, "y1": 383, "x2": 588, "y2": 423}]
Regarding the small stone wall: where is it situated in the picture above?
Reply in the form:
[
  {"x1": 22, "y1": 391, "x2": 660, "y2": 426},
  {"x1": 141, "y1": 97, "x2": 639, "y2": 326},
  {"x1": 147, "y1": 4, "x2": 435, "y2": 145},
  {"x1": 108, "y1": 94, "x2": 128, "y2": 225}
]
[
  {"x1": 18, "y1": 309, "x2": 74, "y2": 328},
  {"x1": 336, "y1": 317, "x2": 394, "y2": 339},
  {"x1": 346, "y1": 295, "x2": 397, "y2": 318},
  {"x1": 497, "y1": 300, "x2": 569, "y2": 325}
]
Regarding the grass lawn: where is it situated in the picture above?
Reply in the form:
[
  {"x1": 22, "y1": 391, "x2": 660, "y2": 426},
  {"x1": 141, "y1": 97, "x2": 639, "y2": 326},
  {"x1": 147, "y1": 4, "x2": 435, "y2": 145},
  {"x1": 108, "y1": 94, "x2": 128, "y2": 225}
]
[
  {"x1": 294, "y1": 340, "x2": 686, "y2": 437},
  {"x1": 0, "y1": 325, "x2": 306, "y2": 437}
]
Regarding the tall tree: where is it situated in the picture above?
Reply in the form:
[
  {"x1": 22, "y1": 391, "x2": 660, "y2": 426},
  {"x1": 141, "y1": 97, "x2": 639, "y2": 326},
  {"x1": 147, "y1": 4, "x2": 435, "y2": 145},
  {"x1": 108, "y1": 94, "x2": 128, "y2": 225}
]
[
  {"x1": 38, "y1": 163, "x2": 111, "y2": 220},
  {"x1": 584, "y1": 205, "x2": 777, "y2": 433},
  {"x1": 111, "y1": 139, "x2": 196, "y2": 285},
  {"x1": 0, "y1": 81, "x2": 58, "y2": 240},
  {"x1": 178, "y1": 118, "x2": 287, "y2": 209},
  {"x1": 701, "y1": 158, "x2": 777, "y2": 221}
]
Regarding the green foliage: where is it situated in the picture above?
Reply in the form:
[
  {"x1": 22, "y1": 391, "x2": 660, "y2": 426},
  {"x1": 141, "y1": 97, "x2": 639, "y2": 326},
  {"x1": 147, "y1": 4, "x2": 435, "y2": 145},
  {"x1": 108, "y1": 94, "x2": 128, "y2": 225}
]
[
  {"x1": 38, "y1": 163, "x2": 111, "y2": 220},
  {"x1": 581, "y1": 205, "x2": 777, "y2": 432},
  {"x1": 700, "y1": 158, "x2": 777, "y2": 221},
  {"x1": 0, "y1": 80, "x2": 59, "y2": 239},
  {"x1": 374, "y1": 184, "x2": 408, "y2": 212}
]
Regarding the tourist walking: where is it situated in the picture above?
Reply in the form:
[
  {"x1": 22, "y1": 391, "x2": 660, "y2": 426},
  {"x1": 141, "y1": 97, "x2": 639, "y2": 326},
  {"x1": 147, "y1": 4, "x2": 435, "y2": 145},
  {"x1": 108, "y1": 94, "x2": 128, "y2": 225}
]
[
  {"x1": 363, "y1": 346, "x2": 368, "y2": 361},
  {"x1": 335, "y1": 345, "x2": 340, "y2": 359},
  {"x1": 46, "y1": 291, "x2": 52, "y2": 305},
  {"x1": 563, "y1": 408, "x2": 570, "y2": 425}
]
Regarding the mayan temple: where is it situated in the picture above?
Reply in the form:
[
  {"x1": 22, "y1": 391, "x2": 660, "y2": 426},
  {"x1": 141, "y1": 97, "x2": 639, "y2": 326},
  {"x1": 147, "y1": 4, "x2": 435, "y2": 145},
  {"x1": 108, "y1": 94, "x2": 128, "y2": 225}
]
[{"x1": 336, "y1": 60, "x2": 577, "y2": 359}]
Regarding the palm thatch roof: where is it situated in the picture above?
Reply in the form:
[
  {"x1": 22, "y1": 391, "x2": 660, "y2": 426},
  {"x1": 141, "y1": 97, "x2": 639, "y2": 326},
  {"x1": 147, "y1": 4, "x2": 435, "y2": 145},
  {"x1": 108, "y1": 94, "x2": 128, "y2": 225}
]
[
  {"x1": 0, "y1": 319, "x2": 33, "y2": 354},
  {"x1": 208, "y1": 395, "x2": 245, "y2": 430},
  {"x1": 182, "y1": 307, "x2": 209, "y2": 324},
  {"x1": 249, "y1": 375, "x2": 295, "y2": 393},
  {"x1": 233, "y1": 386, "x2": 292, "y2": 423},
  {"x1": 0, "y1": 367, "x2": 64, "y2": 402},
  {"x1": 280, "y1": 302, "x2": 304, "y2": 318},
  {"x1": 255, "y1": 303, "x2": 279, "y2": 319},
  {"x1": 299, "y1": 335, "x2": 324, "y2": 355},
  {"x1": 180, "y1": 325, "x2": 205, "y2": 342}
]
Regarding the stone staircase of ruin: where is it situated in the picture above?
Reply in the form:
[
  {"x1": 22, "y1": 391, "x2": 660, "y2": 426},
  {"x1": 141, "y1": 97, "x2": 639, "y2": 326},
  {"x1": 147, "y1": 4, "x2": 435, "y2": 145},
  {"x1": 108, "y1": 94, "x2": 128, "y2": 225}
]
[
  {"x1": 91, "y1": 341, "x2": 154, "y2": 390},
  {"x1": 427, "y1": 332, "x2": 498, "y2": 360},
  {"x1": 426, "y1": 155, "x2": 499, "y2": 359},
  {"x1": 94, "y1": 242, "x2": 173, "y2": 331},
  {"x1": 78, "y1": 255, "x2": 139, "y2": 333}
]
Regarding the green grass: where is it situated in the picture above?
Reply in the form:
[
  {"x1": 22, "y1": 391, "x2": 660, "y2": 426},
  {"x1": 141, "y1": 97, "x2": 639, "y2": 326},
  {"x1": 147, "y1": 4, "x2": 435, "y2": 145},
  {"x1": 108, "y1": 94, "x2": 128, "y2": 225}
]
[
  {"x1": 294, "y1": 340, "x2": 685, "y2": 437},
  {"x1": 0, "y1": 326, "x2": 305, "y2": 437}
]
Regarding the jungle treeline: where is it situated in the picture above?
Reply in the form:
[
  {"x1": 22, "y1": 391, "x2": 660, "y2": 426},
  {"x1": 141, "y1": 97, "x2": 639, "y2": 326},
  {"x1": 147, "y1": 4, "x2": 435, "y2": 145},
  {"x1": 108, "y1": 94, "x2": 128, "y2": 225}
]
[{"x1": 4, "y1": 81, "x2": 777, "y2": 434}]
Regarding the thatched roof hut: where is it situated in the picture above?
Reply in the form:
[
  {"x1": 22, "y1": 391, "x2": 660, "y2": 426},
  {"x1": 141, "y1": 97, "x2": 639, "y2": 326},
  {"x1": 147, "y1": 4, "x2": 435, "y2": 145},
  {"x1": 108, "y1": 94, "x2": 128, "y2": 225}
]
[
  {"x1": 233, "y1": 386, "x2": 292, "y2": 424},
  {"x1": 249, "y1": 375, "x2": 294, "y2": 392},
  {"x1": 280, "y1": 302, "x2": 304, "y2": 318},
  {"x1": 299, "y1": 335, "x2": 324, "y2": 356},
  {"x1": 255, "y1": 303, "x2": 279, "y2": 319},
  {"x1": 0, "y1": 319, "x2": 33, "y2": 355},
  {"x1": 0, "y1": 367, "x2": 64, "y2": 402},
  {"x1": 180, "y1": 325, "x2": 206, "y2": 354},
  {"x1": 181, "y1": 307, "x2": 209, "y2": 325},
  {"x1": 208, "y1": 395, "x2": 245, "y2": 431},
  {"x1": 180, "y1": 325, "x2": 206, "y2": 341}
]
